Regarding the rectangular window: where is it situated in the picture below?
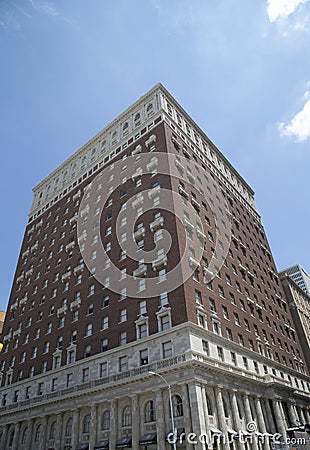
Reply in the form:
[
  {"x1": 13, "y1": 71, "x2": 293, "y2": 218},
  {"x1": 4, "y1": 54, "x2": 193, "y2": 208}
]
[
  {"x1": 100, "y1": 362, "x2": 108, "y2": 377},
  {"x1": 231, "y1": 351, "x2": 237, "y2": 365},
  {"x1": 139, "y1": 300, "x2": 147, "y2": 315},
  {"x1": 217, "y1": 346, "x2": 224, "y2": 361},
  {"x1": 119, "y1": 332, "x2": 127, "y2": 345},
  {"x1": 140, "y1": 349, "x2": 148, "y2": 366},
  {"x1": 162, "y1": 341, "x2": 172, "y2": 358},
  {"x1": 102, "y1": 317, "x2": 109, "y2": 330},
  {"x1": 102, "y1": 339, "x2": 108, "y2": 352},
  {"x1": 119, "y1": 309, "x2": 127, "y2": 323},
  {"x1": 119, "y1": 356, "x2": 128, "y2": 372},
  {"x1": 82, "y1": 367, "x2": 89, "y2": 382},
  {"x1": 202, "y1": 340, "x2": 209, "y2": 355}
]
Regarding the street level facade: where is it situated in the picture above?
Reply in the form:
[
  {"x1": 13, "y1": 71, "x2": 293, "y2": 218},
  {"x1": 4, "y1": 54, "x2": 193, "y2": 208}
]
[{"x1": 0, "y1": 84, "x2": 309, "y2": 450}]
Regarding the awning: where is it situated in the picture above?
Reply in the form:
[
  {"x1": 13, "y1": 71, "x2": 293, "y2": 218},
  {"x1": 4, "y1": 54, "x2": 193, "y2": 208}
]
[
  {"x1": 76, "y1": 444, "x2": 89, "y2": 450},
  {"x1": 94, "y1": 439, "x2": 109, "y2": 449},
  {"x1": 139, "y1": 433, "x2": 157, "y2": 445},
  {"x1": 166, "y1": 428, "x2": 185, "y2": 441},
  {"x1": 210, "y1": 428, "x2": 223, "y2": 436},
  {"x1": 227, "y1": 429, "x2": 238, "y2": 439},
  {"x1": 115, "y1": 437, "x2": 132, "y2": 448},
  {"x1": 227, "y1": 428, "x2": 238, "y2": 435}
]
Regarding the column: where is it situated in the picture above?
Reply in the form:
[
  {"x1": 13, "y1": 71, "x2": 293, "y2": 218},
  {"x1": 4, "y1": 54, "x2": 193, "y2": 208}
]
[
  {"x1": 215, "y1": 387, "x2": 229, "y2": 450},
  {"x1": 254, "y1": 397, "x2": 268, "y2": 450},
  {"x1": 298, "y1": 407, "x2": 306, "y2": 424},
  {"x1": 109, "y1": 400, "x2": 118, "y2": 450},
  {"x1": 11, "y1": 422, "x2": 20, "y2": 450},
  {"x1": 71, "y1": 408, "x2": 80, "y2": 449},
  {"x1": 287, "y1": 402, "x2": 298, "y2": 426},
  {"x1": 201, "y1": 386, "x2": 210, "y2": 431},
  {"x1": 0, "y1": 424, "x2": 9, "y2": 449},
  {"x1": 182, "y1": 383, "x2": 195, "y2": 450},
  {"x1": 131, "y1": 395, "x2": 139, "y2": 449},
  {"x1": 263, "y1": 398, "x2": 276, "y2": 434},
  {"x1": 155, "y1": 389, "x2": 166, "y2": 450},
  {"x1": 303, "y1": 408, "x2": 310, "y2": 423},
  {"x1": 89, "y1": 404, "x2": 98, "y2": 450},
  {"x1": 25, "y1": 419, "x2": 34, "y2": 450},
  {"x1": 188, "y1": 383, "x2": 208, "y2": 450},
  {"x1": 272, "y1": 398, "x2": 287, "y2": 440},
  {"x1": 243, "y1": 394, "x2": 258, "y2": 450},
  {"x1": 55, "y1": 413, "x2": 63, "y2": 449},
  {"x1": 39, "y1": 416, "x2": 48, "y2": 449},
  {"x1": 231, "y1": 391, "x2": 245, "y2": 450}
]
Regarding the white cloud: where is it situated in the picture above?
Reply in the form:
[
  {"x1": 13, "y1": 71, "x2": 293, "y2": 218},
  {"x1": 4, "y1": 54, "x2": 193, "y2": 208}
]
[
  {"x1": 29, "y1": 0, "x2": 59, "y2": 17},
  {"x1": 279, "y1": 94, "x2": 310, "y2": 142},
  {"x1": 267, "y1": 0, "x2": 309, "y2": 22}
]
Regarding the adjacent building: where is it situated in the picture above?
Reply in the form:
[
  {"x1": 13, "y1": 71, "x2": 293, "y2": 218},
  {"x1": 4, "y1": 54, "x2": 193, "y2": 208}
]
[
  {"x1": 280, "y1": 271, "x2": 310, "y2": 373},
  {"x1": 282, "y1": 265, "x2": 310, "y2": 297},
  {"x1": 0, "y1": 84, "x2": 309, "y2": 450},
  {"x1": 0, "y1": 311, "x2": 5, "y2": 338}
]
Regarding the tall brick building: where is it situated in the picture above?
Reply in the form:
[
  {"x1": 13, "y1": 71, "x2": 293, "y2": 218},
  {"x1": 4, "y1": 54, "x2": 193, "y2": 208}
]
[{"x1": 0, "y1": 84, "x2": 309, "y2": 450}]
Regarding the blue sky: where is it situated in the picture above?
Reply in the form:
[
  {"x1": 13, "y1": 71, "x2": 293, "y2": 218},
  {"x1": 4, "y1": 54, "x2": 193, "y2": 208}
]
[{"x1": 0, "y1": 0, "x2": 309, "y2": 311}]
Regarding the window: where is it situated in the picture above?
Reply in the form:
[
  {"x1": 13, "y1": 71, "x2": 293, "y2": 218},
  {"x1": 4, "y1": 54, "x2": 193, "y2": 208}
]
[
  {"x1": 139, "y1": 300, "x2": 147, "y2": 315},
  {"x1": 145, "y1": 400, "x2": 155, "y2": 422},
  {"x1": 103, "y1": 296, "x2": 110, "y2": 308},
  {"x1": 119, "y1": 309, "x2": 127, "y2": 323},
  {"x1": 119, "y1": 356, "x2": 128, "y2": 372},
  {"x1": 88, "y1": 285, "x2": 95, "y2": 296},
  {"x1": 160, "y1": 292, "x2": 168, "y2": 306},
  {"x1": 100, "y1": 362, "x2": 108, "y2": 378},
  {"x1": 162, "y1": 341, "x2": 172, "y2": 358},
  {"x1": 195, "y1": 290, "x2": 202, "y2": 304},
  {"x1": 138, "y1": 323, "x2": 148, "y2": 339},
  {"x1": 102, "y1": 410, "x2": 110, "y2": 430},
  {"x1": 159, "y1": 314, "x2": 170, "y2": 331},
  {"x1": 140, "y1": 349, "x2": 148, "y2": 365},
  {"x1": 102, "y1": 339, "x2": 108, "y2": 352},
  {"x1": 85, "y1": 324, "x2": 92, "y2": 337},
  {"x1": 202, "y1": 340, "x2": 209, "y2": 354},
  {"x1": 122, "y1": 406, "x2": 132, "y2": 427},
  {"x1": 222, "y1": 306, "x2": 229, "y2": 320},
  {"x1": 119, "y1": 331, "x2": 127, "y2": 345},
  {"x1": 65, "y1": 418, "x2": 73, "y2": 436},
  {"x1": 34, "y1": 425, "x2": 42, "y2": 443},
  {"x1": 102, "y1": 317, "x2": 109, "y2": 330},
  {"x1": 217, "y1": 346, "x2": 224, "y2": 361},
  {"x1": 83, "y1": 414, "x2": 91, "y2": 434},
  {"x1": 234, "y1": 313, "x2": 240, "y2": 326},
  {"x1": 172, "y1": 395, "x2": 183, "y2": 417},
  {"x1": 82, "y1": 368, "x2": 89, "y2": 382},
  {"x1": 231, "y1": 351, "x2": 237, "y2": 365},
  {"x1": 85, "y1": 345, "x2": 91, "y2": 358}
]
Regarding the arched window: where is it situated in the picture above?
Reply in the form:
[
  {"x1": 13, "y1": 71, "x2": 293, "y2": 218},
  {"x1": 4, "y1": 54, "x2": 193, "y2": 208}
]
[
  {"x1": 65, "y1": 418, "x2": 72, "y2": 437},
  {"x1": 83, "y1": 414, "x2": 91, "y2": 433},
  {"x1": 49, "y1": 421, "x2": 56, "y2": 439},
  {"x1": 111, "y1": 131, "x2": 117, "y2": 144},
  {"x1": 81, "y1": 156, "x2": 87, "y2": 169},
  {"x1": 134, "y1": 113, "x2": 141, "y2": 126},
  {"x1": 21, "y1": 427, "x2": 27, "y2": 444},
  {"x1": 101, "y1": 410, "x2": 110, "y2": 430},
  {"x1": 34, "y1": 424, "x2": 42, "y2": 443},
  {"x1": 146, "y1": 103, "x2": 153, "y2": 117},
  {"x1": 122, "y1": 122, "x2": 129, "y2": 136},
  {"x1": 172, "y1": 395, "x2": 183, "y2": 417},
  {"x1": 144, "y1": 400, "x2": 155, "y2": 423},
  {"x1": 8, "y1": 430, "x2": 14, "y2": 447},
  {"x1": 122, "y1": 406, "x2": 132, "y2": 427},
  {"x1": 206, "y1": 394, "x2": 213, "y2": 415}
]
